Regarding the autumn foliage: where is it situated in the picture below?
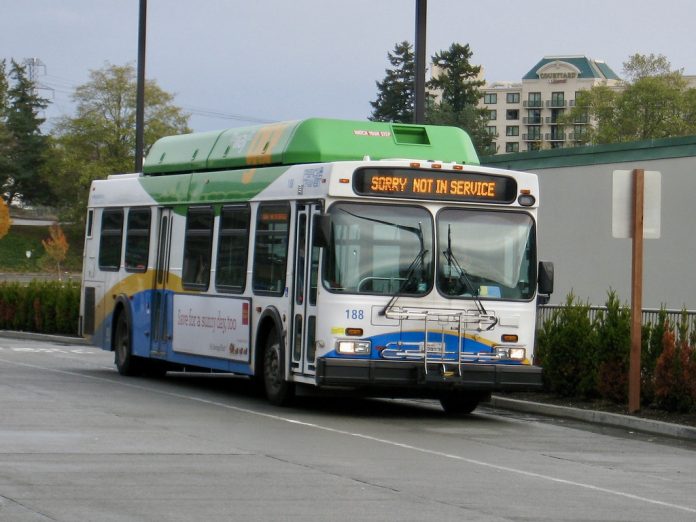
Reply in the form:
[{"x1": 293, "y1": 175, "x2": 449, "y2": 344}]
[
  {"x1": 0, "y1": 198, "x2": 11, "y2": 240},
  {"x1": 42, "y1": 222, "x2": 69, "y2": 277}
]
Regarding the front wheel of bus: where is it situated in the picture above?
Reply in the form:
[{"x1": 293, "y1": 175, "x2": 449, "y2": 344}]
[
  {"x1": 114, "y1": 313, "x2": 143, "y2": 376},
  {"x1": 439, "y1": 391, "x2": 488, "y2": 416},
  {"x1": 263, "y1": 330, "x2": 294, "y2": 406}
]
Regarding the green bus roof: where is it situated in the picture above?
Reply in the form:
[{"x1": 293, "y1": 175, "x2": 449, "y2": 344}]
[{"x1": 143, "y1": 118, "x2": 479, "y2": 175}]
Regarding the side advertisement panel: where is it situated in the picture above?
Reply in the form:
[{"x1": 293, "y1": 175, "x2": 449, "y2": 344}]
[{"x1": 173, "y1": 294, "x2": 251, "y2": 363}]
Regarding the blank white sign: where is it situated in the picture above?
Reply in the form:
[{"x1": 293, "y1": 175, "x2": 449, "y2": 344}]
[{"x1": 612, "y1": 170, "x2": 661, "y2": 239}]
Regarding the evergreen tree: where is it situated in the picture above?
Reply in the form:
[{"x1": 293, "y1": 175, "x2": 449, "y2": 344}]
[
  {"x1": 0, "y1": 60, "x2": 51, "y2": 205},
  {"x1": 369, "y1": 42, "x2": 416, "y2": 123},
  {"x1": 425, "y1": 43, "x2": 493, "y2": 153}
]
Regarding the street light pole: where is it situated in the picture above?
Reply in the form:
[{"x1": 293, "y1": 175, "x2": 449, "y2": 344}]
[
  {"x1": 414, "y1": 0, "x2": 427, "y2": 124},
  {"x1": 135, "y1": 0, "x2": 147, "y2": 172}
]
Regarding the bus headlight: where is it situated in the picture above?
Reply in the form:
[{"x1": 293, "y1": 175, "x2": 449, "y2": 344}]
[
  {"x1": 337, "y1": 340, "x2": 371, "y2": 355},
  {"x1": 494, "y1": 346, "x2": 526, "y2": 361}
]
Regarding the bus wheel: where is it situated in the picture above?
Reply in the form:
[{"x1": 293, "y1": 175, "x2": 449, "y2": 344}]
[
  {"x1": 263, "y1": 330, "x2": 294, "y2": 406},
  {"x1": 114, "y1": 313, "x2": 143, "y2": 376},
  {"x1": 439, "y1": 391, "x2": 487, "y2": 416}
]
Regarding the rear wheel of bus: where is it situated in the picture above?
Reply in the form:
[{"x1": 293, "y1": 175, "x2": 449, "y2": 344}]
[
  {"x1": 263, "y1": 329, "x2": 294, "y2": 406},
  {"x1": 114, "y1": 313, "x2": 144, "y2": 376}
]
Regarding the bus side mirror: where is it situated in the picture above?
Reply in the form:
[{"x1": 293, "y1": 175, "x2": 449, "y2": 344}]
[
  {"x1": 313, "y1": 214, "x2": 331, "y2": 248},
  {"x1": 537, "y1": 261, "x2": 554, "y2": 303}
]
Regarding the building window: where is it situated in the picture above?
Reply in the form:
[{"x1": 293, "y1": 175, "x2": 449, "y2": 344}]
[
  {"x1": 526, "y1": 109, "x2": 542, "y2": 125},
  {"x1": 486, "y1": 126, "x2": 497, "y2": 136},
  {"x1": 505, "y1": 142, "x2": 519, "y2": 153},
  {"x1": 182, "y1": 206, "x2": 214, "y2": 290},
  {"x1": 506, "y1": 126, "x2": 519, "y2": 137},
  {"x1": 551, "y1": 92, "x2": 565, "y2": 107},
  {"x1": 506, "y1": 92, "x2": 520, "y2": 104},
  {"x1": 506, "y1": 109, "x2": 519, "y2": 120},
  {"x1": 526, "y1": 127, "x2": 541, "y2": 140},
  {"x1": 528, "y1": 142, "x2": 541, "y2": 151},
  {"x1": 124, "y1": 208, "x2": 151, "y2": 272},
  {"x1": 216, "y1": 205, "x2": 250, "y2": 293},
  {"x1": 527, "y1": 92, "x2": 541, "y2": 107},
  {"x1": 487, "y1": 110, "x2": 497, "y2": 121},
  {"x1": 483, "y1": 93, "x2": 497, "y2": 104}
]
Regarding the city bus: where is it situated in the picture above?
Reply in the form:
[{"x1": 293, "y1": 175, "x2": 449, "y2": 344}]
[{"x1": 79, "y1": 118, "x2": 553, "y2": 414}]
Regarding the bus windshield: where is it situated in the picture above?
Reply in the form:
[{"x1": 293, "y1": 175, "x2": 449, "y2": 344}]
[
  {"x1": 324, "y1": 203, "x2": 433, "y2": 295},
  {"x1": 323, "y1": 203, "x2": 535, "y2": 301},
  {"x1": 437, "y1": 209, "x2": 535, "y2": 300}
]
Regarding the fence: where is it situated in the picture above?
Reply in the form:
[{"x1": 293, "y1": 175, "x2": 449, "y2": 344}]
[{"x1": 537, "y1": 305, "x2": 696, "y2": 339}]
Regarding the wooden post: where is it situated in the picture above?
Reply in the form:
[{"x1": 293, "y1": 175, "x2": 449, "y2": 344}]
[{"x1": 628, "y1": 169, "x2": 644, "y2": 413}]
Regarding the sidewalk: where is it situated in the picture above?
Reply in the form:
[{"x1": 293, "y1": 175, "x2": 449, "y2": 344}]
[{"x1": 2, "y1": 330, "x2": 695, "y2": 441}]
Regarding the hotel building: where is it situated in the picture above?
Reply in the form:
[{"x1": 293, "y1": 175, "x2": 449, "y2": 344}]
[{"x1": 479, "y1": 56, "x2": 622, "y2": 154}]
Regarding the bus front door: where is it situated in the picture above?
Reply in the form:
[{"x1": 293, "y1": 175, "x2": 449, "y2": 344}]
[
  {"x1": 151, "y1": 208, "x2": 173, "y2": 357},
  {"x1": 291, "y1": 203, "x2": 321, "y2": 376}
]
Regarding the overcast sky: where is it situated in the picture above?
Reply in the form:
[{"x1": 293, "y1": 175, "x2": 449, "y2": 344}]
[{"x1": 2, "y1": 0, "x2": 695, "y2": 132}]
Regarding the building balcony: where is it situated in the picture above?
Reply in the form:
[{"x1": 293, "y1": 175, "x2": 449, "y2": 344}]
[
  {"x1": 522, "y1": 133, "x2": 542, "y2": 141},
  {"x1": 546, "y1": 99, "x2": 567, "y2": 108},
  {"x1": 545, "y1": 133, "x2": 566, "y2": 141},
  {"x1": 545, "y1": 117, "x2": 562, "y2": 125},
  {"x1": 523, "y1": 100, "x2": 543, "y2": 108},
  {"x1": 523, "y1": 117, "x2": 543, "y2": 124}
]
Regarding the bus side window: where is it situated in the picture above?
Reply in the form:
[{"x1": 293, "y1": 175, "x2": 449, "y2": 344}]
[
  {"x1": 215, "y1": 205, "x2": 250, "y2": 293},
  {"x1": 253, "y1": 203, "x2": 290, "y2": 295},
  {"x1": 124, "y1": 208, "x2": 151, "y2": 272},
  {"x1": 182, "y1": 206, "x2": 214, "y2": 290},
  {"x1": 98, "y1": 209, "x2": 124, "y2": 271}
]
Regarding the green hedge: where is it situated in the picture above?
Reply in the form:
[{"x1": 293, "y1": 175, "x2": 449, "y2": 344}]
[
  {"x1": 536, "y1": 291, "x2": 696, "y2": 413},
  {"x1": 0, "y1": 280, "x2": 80, "y2": 335}
]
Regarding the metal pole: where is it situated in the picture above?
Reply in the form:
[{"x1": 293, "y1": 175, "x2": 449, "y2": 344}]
[
  {"x1": 135, "y1": 0, "x2": 147, "y2": 172},
  {"x1": 414, "y1": 0, "x2": 427, "y2": 124},
  {"x1": 628, "y1": 168, "x2": 644, "y2": 413}
]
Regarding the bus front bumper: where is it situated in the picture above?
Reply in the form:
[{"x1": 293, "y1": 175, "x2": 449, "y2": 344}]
[{"x1": 316, "y1": 358, "x2": 542, "y2": 391}]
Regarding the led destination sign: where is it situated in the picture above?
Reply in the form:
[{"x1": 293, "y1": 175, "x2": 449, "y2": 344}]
[{"x1": 353, "y1": 168, "x2": 517, "y2": 203}]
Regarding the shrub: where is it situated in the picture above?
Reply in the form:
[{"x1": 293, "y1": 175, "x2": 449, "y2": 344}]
[
  {"x1": 594, "y1": 291, "x2": 631, "y2": 403},
  {"x1": 653, "y1": 326, "x2": 696, "y2": 412},
  {"x1": 0, "y1": 280, "x2": 80, "y2": 335},
  {"x1": 536, "y1": 293, "x2": 597, "y2": 397}
]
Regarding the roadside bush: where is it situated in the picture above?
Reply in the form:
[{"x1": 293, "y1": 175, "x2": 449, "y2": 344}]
[
  {"x1": 641, "y1": 309, "x2": 668, "y2": 405},
  {"x1": 594, "y1": 291, "x2": 631, "y2": 403},
  {"x1": 0, "y1": 280, "x2": 80, "y2": 335},
  {"x1": 653, "y1": 312, "x2": 696, "y2": 412},
  {"x1": 536, "y1": 293, "x2": 597, "y2": 397}
]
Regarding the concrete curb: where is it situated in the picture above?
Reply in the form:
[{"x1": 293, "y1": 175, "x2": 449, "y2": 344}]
[
  {"x1": 0, "y1": 330, "x2": 88, "y2": 345},
  {"x1": 491, "y1": 396, "x2": 696, "y2": 441}
]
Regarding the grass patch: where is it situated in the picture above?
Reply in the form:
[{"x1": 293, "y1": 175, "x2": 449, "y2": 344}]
[{"x1": 0, "y1": 225, "x2": 83, "y2": 272}]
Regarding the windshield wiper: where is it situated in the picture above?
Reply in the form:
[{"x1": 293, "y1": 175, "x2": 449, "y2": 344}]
[
  {"x1": 443, "y1": 224, "x2": 497, "y2": 330},
  {"x1": 380, "y1": 246, "x2": 428, "y2": 316}
]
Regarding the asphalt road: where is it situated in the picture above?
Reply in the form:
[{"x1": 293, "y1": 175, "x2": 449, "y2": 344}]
[{"x1": 1, "y1": 336, "x2": 695, "y2": 522}]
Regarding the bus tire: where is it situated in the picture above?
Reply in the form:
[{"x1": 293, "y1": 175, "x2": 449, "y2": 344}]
[
  {"x1": 439, "y1": 390, "x2": 487, "y2": 416},
  {"x1": 263, "y1": 329, "x2": 294, "y2": 406},
  {"x1": 114, "y1": 313, "x2": 144, "y2": 376}
]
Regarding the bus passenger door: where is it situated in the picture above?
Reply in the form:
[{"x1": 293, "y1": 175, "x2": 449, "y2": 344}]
[
  {"x1": 291, "y1": 203, "x2": 321, "y2": 376},
  {"x1": 151, "y1": 208, "x2": 173, "y2": 356}
]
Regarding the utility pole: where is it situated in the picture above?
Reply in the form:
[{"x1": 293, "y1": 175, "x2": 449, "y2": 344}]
[
  {"x1": 22, "y1": 58, "x2": 53, "y2": 99},
  {"x1": 135, "y1": 0, "x2": 147, "y2": 173},
  {"x1": 414, "y1": 0, "x2": 427, "y2": 124}
]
